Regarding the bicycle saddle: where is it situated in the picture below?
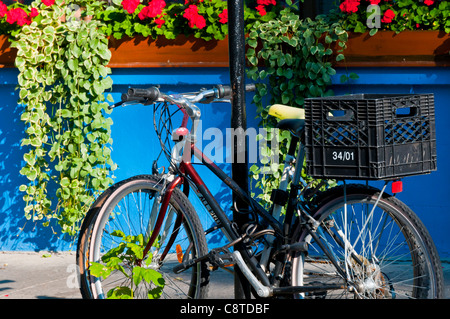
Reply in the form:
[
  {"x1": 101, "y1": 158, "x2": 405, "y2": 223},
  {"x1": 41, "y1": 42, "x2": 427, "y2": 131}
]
[
  {"x1": 269, "y1": 104, "x2": 305, "y2": 136},
  {"x1": 268, "y1": 104, "x2": 305, "y2": 120}
]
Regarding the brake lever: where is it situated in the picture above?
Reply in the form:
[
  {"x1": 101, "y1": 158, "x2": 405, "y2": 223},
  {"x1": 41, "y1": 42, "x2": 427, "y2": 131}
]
[
  {"x1": 108, "y1": 101, "x2": 125, "y2": 110},
  {"x1": 108, "y1": 99, "x2": 147, "y2": 110}
]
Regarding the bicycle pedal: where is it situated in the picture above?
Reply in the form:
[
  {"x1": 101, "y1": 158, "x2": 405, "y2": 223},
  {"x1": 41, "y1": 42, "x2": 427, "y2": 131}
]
[{"x1": 208, "y1": 248, "x2": 235, "y2": 269}]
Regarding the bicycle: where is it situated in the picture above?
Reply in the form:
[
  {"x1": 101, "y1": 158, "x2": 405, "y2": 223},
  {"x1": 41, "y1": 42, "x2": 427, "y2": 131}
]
[{"x1": 76, "y1": 85, "x2": 444, "y2": 299}]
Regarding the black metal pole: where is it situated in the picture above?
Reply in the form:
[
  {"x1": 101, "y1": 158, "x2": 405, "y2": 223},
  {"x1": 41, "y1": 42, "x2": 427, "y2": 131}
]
[{"x1": 227, "y1": 0, "x2": 251, "y2": 299}]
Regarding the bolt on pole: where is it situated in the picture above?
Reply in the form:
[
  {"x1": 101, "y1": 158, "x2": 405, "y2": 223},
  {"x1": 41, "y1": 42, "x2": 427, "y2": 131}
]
[{"x1": 227, "y1": 0, "x2": 251, "y2": 299}]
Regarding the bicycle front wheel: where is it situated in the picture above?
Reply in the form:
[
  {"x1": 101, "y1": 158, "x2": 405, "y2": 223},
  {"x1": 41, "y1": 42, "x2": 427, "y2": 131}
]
[
  {"x1": 77, "y1": 175, "x2": 209, "y2": 299},
  {"x1": 291, "y1": 184, "x2": 444, "y2": 299}
]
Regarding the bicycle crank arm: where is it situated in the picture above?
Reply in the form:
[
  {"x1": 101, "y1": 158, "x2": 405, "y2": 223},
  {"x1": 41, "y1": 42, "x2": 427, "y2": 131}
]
[{"x1": 232, "y1": 251, "x2": 272, "y2": 298}]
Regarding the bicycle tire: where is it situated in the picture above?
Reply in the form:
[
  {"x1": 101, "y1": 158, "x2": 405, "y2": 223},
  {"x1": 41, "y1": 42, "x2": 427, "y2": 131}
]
[
  {"x1": 77, "y1": 179, "x2": 119, "y2": 299},
  {"x1": 76, "y1": 174, "x2": 210, "y2": 299},
  {"x1": 291, "y1": 184, "x2": 444, "y2": 299}
]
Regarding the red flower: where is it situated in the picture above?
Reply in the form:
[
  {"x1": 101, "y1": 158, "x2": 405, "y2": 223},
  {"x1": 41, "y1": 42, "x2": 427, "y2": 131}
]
[
  {"x1": 154, "y1": 16, "x2": 165, "y2": 28},
  {"x1": 218, "y1": 9, "x2": 227, "y2": 24},
  {"x1": 138, "y1": 0, "x2": 166, "y2": 20},
  {"x1": 122, "y1": 0, "x2": 140, "y2": 14},
  {"x1": 339, "y1": 0, "x2": 360, "y2": 14},
  {"x1": 6, "y1": 8, "x2": 31, "y2": 26},
  {"x1": 0, "y1": 1, "x2": 7, "y2": 18},
  {"x1": 256, "y1": 0, "x2": 276, "y2": 16},
  {"x1": 42, "y1": 0, "x2": 55, "y2": 6},
  {"x1": 424, "y1": 0, "x2": 434, "y2": 5},
  {"x1": 194, "y1": 14, "x2": 206, "y2": 29},
  {"x1": 257, "y1": 0, "x2": 276, "y2": 5},
  {"x1": 381, "y1": 8, "x2": 395, "y2": 23},
  {"x1": 30, "y1": 8, "x2": 39, "y2": 18},
  {"x1": 368, "y1": 0, "x2": 380, "y2": 5},
  {"x1": 183, "y1": 5, "x2": 206, "y2": 29},
  {"x1": 256, "y1": 4, "x2": 267, "y2": 16}
]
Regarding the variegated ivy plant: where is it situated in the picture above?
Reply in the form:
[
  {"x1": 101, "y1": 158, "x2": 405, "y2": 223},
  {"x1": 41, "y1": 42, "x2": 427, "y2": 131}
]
[{"x1": 14, "y1": 0, "x2": 116, "y2": 236}]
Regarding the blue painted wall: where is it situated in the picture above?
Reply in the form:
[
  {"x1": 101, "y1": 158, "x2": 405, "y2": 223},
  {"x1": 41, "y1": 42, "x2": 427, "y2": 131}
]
[{"x1": 0, "y1": 66, "x2": 449, "y2": 259}]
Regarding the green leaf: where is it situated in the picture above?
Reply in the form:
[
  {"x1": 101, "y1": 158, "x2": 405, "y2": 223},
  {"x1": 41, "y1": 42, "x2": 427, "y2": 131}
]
[
  {"x1": 132, "y1": 266, "x2": 144, "y2": 287},
  {"x1": 247, "y1": 39, "x2": 258, "y2": 48},
  {"x1": 60, "y1": 177, "x2": 70, "y2": 188},
  {"x1": 43, "y1": 26, "x2": 55, "y2": 35},
  {"x1": 107, "y1": 287, "x2": 132, "y2": 299},
  {"x1": 111, "y1": 230, "x2": 125, "y2": 238},
  {"x1": 67, "y1": 59, "x2": 79, "y2": 71},
  {"x1": 127, "y1": 243, "x2": 143, "y2": 260},
  {"x1": 89, "y1": 262, "x2": 112, "y2": 279},
  {"x1": 148, "y1": 286, "x2": 163, "y2": 299},
  {"x1": 143, "y1": 268, "x2": 165, "y2": 287},
  {"x1": 369, "y1": 28, "x2": 378, "y2": 36}
]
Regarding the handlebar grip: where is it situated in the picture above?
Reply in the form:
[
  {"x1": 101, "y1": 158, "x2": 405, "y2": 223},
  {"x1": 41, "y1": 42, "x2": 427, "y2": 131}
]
[
  {"x1": 121, "y1": 87, "x2": 160, "y2": 103},
  {"x1": 121, "y1": 92, "x2": 146, "y2": 102},
  {"x1": 128, "y1": 87, "x2": 160, "y2": 98},
  {"x1": 215, "y1": 85, "x2": 232, "y2": 99}
]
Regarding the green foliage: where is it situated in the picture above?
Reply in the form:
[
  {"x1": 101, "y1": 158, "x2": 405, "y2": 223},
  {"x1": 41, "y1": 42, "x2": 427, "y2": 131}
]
[
  {"x1": 14, "y1": 0, "x2": 116, "y2": 235},
  {"x1": 246, "y1": 6, "x2": 348, "y2": 206},
  {"x1": 89, "y1": 230, "x2": 165, "y2": 299}
]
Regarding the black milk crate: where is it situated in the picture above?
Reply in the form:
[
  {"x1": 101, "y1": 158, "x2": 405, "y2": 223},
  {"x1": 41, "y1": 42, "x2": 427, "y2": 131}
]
[{"x1": 304, "y1": 94, "x2": 437, "y2": 180}]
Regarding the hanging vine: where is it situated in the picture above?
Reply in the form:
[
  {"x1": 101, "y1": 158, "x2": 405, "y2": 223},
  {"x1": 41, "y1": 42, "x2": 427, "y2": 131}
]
[{"x1": 15, "y1": 0, "x2": 116, "y2": 236}]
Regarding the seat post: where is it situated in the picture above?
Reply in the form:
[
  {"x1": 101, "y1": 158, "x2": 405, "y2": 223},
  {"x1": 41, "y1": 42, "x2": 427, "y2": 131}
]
[{"x1": 287, "y1": 135, "x2": 299, "y2": 157}]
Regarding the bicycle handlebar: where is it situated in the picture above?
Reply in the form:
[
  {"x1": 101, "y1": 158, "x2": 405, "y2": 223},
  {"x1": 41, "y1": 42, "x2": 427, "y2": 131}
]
[{"x1": 112, "y1": 83, "x2": 256, "y2": 109}]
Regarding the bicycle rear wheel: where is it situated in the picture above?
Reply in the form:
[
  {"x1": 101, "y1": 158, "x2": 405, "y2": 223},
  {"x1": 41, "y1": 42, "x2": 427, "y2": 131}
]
[
  {"x1": 76, "y1": 174, "x2": 209, "y2": 299},
  {"x1": 291, "y1": 184, "x2": 444, "y2": 299}
]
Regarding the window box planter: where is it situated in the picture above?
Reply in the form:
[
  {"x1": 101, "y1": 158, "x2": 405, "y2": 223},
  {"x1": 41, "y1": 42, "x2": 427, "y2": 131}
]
[
  {"x1": 108, "y1": 34, "x2": 229, "y2": 68},
  {"x1": 0, "y1": 34, "x2": 230, "y2": 68},
  {"x1": 0, "y1": 35, "x2": 16, "y2": 68},
  {"x1": 335, "y1": 31, "x2": 450, "y2": 67},
  {"x1": 1, "y1": 31, "x2": 447, "y2": 69}
]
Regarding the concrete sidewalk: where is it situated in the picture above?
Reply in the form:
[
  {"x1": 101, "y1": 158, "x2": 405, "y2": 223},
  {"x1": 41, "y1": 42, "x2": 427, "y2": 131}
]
[
  {"x1": 0, "y1": 251, "x2": 235, "y2": 299},
  {"x1": 0, "y1": 251, "x2": 449, "y2": 299}
]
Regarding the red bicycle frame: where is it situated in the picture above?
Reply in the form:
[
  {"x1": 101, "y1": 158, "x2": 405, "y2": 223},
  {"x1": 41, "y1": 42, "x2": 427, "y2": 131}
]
[{"x1": 142, "y1": 105, "x2": 283, "y2": 260}]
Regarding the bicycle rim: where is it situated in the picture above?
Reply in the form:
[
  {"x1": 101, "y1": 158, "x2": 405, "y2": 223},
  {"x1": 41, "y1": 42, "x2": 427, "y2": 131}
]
[
  {"x1": 86, "y1": 176, "x2": 209, "y2": 299},
  {"x1": 292, "y1": 187, "x2": 443, "y2": 299}
]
